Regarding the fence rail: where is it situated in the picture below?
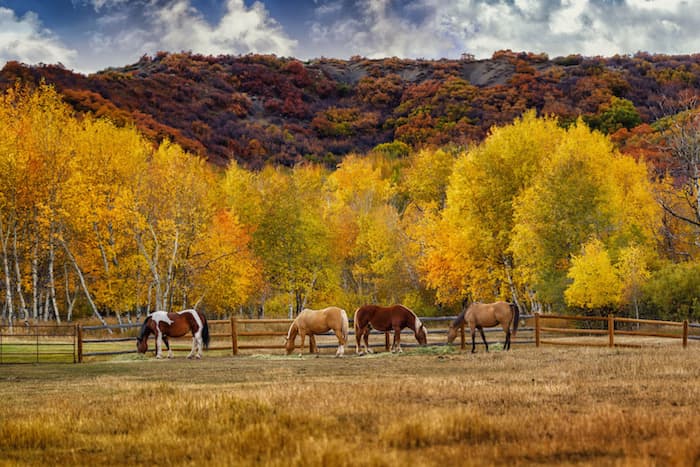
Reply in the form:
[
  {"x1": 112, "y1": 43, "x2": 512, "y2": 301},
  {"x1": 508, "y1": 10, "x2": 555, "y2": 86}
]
[
  {"x1": 1, "y1": 313, "x2": 695, "y2": 364},
  {"x1": 0, "y1": 324, "x2": 78, "y2": 364},
  {"x1": 534, "y1": 314, "x2": 691, "y2": 348}
]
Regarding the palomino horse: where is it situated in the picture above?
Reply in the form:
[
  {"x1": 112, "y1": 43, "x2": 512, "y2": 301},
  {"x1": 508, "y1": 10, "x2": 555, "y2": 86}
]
[
  {"x1": 285, "y1": 307, "x2": 349, "y2": 357},
  {"x1": 136, "y1": 309, "x2": 210, "y2": 359},
  {"x1": 354, "y1": 304, "x2": 428, "y2": 355},
  {"x1": 447, "y1": 301, "x2": 519, "y2": 353}
]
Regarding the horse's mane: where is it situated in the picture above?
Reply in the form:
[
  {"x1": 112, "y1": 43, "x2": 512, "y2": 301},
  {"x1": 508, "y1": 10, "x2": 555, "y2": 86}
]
[
  {"x1": 399, "y1": 304, "x2": 425, "y2": 332},
  {"x1": 286, "y1": 317, "x2": 299, "y2": 340},
  {"x1": 136, "y1": 316, "x2": 152, "y2": 341},
  {"x1": 451, "y1": 309, "x2": 467, "y2": 327}
]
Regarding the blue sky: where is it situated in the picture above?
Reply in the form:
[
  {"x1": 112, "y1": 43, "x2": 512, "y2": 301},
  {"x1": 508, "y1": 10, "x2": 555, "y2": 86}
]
[{"x1": 1, "y1": 0, "x2": 699, "y2": 75}]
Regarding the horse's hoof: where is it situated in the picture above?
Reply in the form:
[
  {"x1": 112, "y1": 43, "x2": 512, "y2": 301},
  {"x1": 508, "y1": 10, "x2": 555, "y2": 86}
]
[{"x1": 196, "y1": 355, "x2": 201, "y2": 360}]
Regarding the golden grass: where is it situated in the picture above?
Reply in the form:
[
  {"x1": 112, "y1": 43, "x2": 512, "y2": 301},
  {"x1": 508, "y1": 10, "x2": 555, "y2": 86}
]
[{"x1": 1, "y1": 345, "x2": 699, "y2": 466}]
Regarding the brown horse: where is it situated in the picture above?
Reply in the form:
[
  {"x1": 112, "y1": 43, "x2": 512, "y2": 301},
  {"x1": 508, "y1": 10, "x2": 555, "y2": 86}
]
[
  {"x1": 354, "y1": 304, "x2": 428, "y2": 355},
  {"x1": 285, "y1": 307, "x2": 349, "y2": 357},
  {"x1": 136, "y1": 309, "x2": 210, "y2": 359},
  {"x1": 447, "y1": 301, "x2": 519, "y2": 353}
]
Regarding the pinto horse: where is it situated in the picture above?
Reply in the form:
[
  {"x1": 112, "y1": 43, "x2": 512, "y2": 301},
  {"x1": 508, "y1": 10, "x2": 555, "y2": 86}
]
[
  {"x1": 354, "y1": 304, "x2": 428, "y2": 355},
  {"x1": 136, "y1": 309, "x2": 210, "y2": 359},
  {"x1": 285, "y1": 307, "x2": 349, "y2": 357},
  {"x1": 447, "y1": 301, "x2": 519, "y2": 353}
]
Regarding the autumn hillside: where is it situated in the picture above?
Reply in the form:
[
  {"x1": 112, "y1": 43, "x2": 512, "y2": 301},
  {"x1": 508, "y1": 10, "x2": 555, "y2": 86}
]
[{"x1": 2, "y1": 50, "x2": 699, "y2": 168}]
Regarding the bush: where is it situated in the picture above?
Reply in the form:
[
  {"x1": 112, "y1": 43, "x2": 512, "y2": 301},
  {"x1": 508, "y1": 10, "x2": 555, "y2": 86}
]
[{"x1": 642, "y1": 261, "x2": 700, "y2": 321}]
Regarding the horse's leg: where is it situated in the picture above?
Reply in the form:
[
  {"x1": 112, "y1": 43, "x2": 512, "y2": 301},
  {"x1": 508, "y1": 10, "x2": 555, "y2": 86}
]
[
  {"x1": 299, "y1": 331, "x2": 306, "y2": 355},
  {"x1": 187, "y1": 333, "x2": 196, "y2": 359},
  {"x1": 163, "y1": 335, "x2": 173, "y2": 359},
  {"x1": 196, "y1": 331, "x2": 203, "y2": 359},
  {"x1": 355, "y1": 327, "x2": 362, "y2": 354},
  {"x1": 364, "y1": 329, "x2": 373, "y2": 354},
  {"x1": 393, "y1": 326, "x2": 402, "y2": 353},
  {"x1": 334, "y1": 328, "x2": 345, "y2": 357},
  {"x1": 470, "y1": 326, "x2": 477, "y2": 353},
  {"x1": 155, "y1": 330, "x2": 164, "y2": 359},
  {"x1": 504, "y1": 327, "x2": 511, "y2": 350},
  {"x1": 310, "y1": 334, "x2": 318, "y2": 354},
  {"x1": 479, "y1": 326, "x2": 489, "y2": 352}
]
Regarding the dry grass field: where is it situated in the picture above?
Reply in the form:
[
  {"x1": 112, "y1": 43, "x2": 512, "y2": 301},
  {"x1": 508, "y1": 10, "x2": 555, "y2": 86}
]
[{"x1": 1, "y1": 344, "x2": 699, "y2": 466}]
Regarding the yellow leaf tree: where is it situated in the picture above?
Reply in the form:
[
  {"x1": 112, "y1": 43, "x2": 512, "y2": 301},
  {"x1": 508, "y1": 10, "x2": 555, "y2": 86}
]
[
  {"x1": 422, "y1": 111, "x2": 564, "y2": 306},
  {"x1": 564, "y1": 238, "x2": 622, "y2": 311},
  {"x1": 512, "y1": 120, "x2": 660, "y2": 307},
  {"x1": 131, "y1": 140, "x2": 217, "y2": 311},
  {"x1": 190, "y1": 209, "x2": 262, "y2": 316}
]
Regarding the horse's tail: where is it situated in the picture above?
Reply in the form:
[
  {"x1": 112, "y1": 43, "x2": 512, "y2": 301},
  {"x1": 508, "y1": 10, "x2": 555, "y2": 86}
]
[
  {"x1": 341, "y1": 309, "x2": 349, "y2": 343},
  {"x1": 510, "y1": 303, "x2": 520, "y2": 338},
  {"x1": 200, "y1": 313, "x2": 210, "y2": 349}
]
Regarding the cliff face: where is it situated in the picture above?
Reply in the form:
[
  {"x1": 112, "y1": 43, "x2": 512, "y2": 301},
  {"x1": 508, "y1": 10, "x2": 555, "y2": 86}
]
[{"x1": 2, "y1": 50, "x2": 698, "y2": 168}]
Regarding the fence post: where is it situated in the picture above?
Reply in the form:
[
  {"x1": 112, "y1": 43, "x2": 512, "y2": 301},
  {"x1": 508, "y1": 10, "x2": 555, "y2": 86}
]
[
  {"x1": 683, "y1": 320, "x2": 688, "y2": 348},
  {"x1": 231, "y1": 317, "x2": 238, "y2": 356},
  {"x1": 534, "y1": 313, "x2": 540, "y2": 347},
  {"x1": 608, "y1": 314, "x2": 614, "y2": 347},
  {"x1": 460, "y1": 322, "x2": 466, "y2": 351},
  {"x1": 77, "y1": 325, "x2": 83, "y2": 363}
]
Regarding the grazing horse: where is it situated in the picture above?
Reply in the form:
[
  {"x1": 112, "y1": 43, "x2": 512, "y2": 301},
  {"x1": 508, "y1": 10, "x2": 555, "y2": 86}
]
[
  {"x1": 285, "y1": 307, "x2": 349, "y2": 357},
  {"x1": 136, "y1": 309, "x2": 210, "y2": 359},
  {"x1": 354, "y1": 304, "x2": 428, "y2": 355},
  {"x1": 447, "y1": 301, "x2": 519, "y2": 353}
]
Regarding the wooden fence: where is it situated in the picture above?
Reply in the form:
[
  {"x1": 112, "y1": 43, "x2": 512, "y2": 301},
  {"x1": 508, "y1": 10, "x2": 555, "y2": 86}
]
[
  {"x1": 534, "y1": 314, "x2": 694, "y2": 348},
  {"x1": 76, "y1": 315, "x2": 536, "y2": 361},
  {"x1": 1, "y1": 313, "x2": 696, "y2": 363},
  {"x1": 0, "y1": 323, "x2": 78, "y2": 364}
]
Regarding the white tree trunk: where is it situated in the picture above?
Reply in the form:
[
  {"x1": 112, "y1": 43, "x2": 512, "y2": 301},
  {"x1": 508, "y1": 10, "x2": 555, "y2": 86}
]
[
  {"x1": 48, "y1": 229, "x2": 61, "y2": 323},
  {"x1": 31, "y1": 231, "x2": 39, "y2": 320},
  {"x1": 12, "y1": 226, "x2": 28, "y2": 321},
  {"x1": 60, "y1": 238, "x2": 111, "y2": 332},
  {"x1": 163, "y1": 229, "x2": 179, "y2": 312},
  {"x1": 0, "y1": 216, "x2": 14, "y2": 328},
  {"x1": 136, "y1": 224, "x2": 163, "y2": 311},
  {"x1": 64, "y1": 263, "x2": 77, "y2": 321}
]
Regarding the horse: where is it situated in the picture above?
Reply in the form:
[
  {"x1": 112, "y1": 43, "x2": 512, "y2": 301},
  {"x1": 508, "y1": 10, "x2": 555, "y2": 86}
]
[
  {"x1": 354, "y1": 304, "x2": 428, "y2": 355},
  {"x1": 284, "y1": 306, "x2": 349, "y2": 357},
  {"x1": 447, "y1": 301, "x2": 519, "y2": 353},
  {"x1": 136, "y1": 309, "x2": 210, "y2": 359}
]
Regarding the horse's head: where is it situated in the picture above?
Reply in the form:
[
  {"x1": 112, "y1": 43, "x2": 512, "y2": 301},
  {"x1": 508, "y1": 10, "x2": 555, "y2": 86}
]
[
  {"x1": 283, "y1": 336, "x2": 295, "y2": 355},
  {"x1": 136, "y1": 317, "x2": 152, "y2": 353},
  {"x1": 446, "y1": 325, "x2": 458, "y2": 344},
  {"x1": 414, "y1": 318, "x2": 428, "y2": 346},
  {"x1": 136, "y1": 335, "x2": 148, "y2": 353}
]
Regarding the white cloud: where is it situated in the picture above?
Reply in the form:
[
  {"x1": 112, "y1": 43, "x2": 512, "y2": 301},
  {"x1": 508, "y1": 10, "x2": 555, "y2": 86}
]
[
  {"x1": 77, "y1": 0, "x2": 130, "y2": 12},
  {"x1": 309, "y1": 0, "x2": 700, "y2": 61},
  {"x1": 84, "y1": 0, "x2": 297, "y2": 71},
  {"x1": 0, "y1": 7, "x2": 77, "y2": 67},
  {"x1": 150, "y1": 0, "x2": 297, "y2": 56},
  {"x1": 309, "y1": 0, "x2": 449, "y2": 59}
]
